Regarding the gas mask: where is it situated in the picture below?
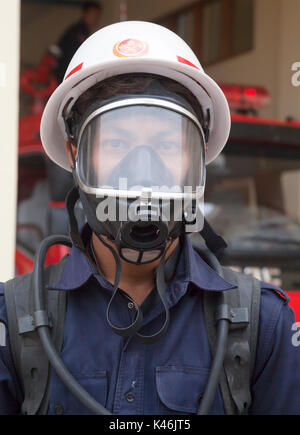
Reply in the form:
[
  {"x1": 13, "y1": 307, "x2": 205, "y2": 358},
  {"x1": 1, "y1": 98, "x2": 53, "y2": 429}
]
[{"x1": 71, "y1": 96, "x2": 206, "y2": 264}]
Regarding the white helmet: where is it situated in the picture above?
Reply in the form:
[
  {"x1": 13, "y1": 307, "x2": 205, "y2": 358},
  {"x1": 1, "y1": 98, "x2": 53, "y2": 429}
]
[{"x1": 40, "y1": 20, "x2": 231, "y2": 171}]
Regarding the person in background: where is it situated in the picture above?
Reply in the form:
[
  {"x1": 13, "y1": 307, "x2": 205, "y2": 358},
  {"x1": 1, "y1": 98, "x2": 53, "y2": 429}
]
[{"x1": 53, "y1": 1, "x2": 102, "y2": 83}]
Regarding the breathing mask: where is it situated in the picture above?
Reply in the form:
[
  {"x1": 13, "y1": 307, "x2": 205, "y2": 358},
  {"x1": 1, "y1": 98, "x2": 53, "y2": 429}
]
[{"x1": 71, "y1": 92, "x2": 206, "y2": 263}]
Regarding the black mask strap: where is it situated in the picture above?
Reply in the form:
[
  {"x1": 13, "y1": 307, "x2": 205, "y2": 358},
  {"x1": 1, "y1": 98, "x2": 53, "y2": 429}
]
[
  {"x1": 63, "y1": 111, "x2": 76, "y2": 168},
  {"x1": 200, "y1": 218, "x2": 227, "y2": 259},
  {"x1": 65, "y1": 186, "x2": 85, "y2": 251}
]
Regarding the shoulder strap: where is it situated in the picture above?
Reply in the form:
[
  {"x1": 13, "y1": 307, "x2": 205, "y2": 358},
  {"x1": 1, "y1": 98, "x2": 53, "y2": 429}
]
[
  {"x1": 4, "y1": 258, "x2": 67, "y2": 415},
  {"x1": 203, "y1": 266, "x2": 261, "y2": 415}
]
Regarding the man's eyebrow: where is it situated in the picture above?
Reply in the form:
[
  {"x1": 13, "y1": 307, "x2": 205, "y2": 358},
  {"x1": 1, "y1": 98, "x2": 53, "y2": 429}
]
[
  {"x1": 152, "y1": 130, "x2": 181, "y2": 139},
  {"x1": 101, "y1": 125, "x2": 132, "y2": 137}
]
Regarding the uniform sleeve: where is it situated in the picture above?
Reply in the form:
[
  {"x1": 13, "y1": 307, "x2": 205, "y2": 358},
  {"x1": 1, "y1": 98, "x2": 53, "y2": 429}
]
[
  {"x1": 0, "y1": 283, "x2": 22, "y2": 414},
  {"x1": 249, "y1": 285, "x2": 300, "y2": 415}
]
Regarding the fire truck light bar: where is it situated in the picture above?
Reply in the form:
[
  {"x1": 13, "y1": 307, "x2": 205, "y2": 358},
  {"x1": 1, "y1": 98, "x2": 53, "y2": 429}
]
[{"x1": 220, "y1": 84, "x2": 271, "y2": 111}]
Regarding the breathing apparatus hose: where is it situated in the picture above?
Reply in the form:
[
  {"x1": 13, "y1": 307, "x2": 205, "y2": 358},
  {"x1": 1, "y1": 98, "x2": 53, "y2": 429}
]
[
  {"x1": 33, "y1": 235, "x2": 111, "y2": 415},
  {"x1": 33, "y1": 235, "x2": 228, "y2": 416},
  {"x1": 195, "y1": 246, "x2": 229, "y2": 415},
  {"x1": 197, "y1": 297, "x2": 229, "y2": 414}
]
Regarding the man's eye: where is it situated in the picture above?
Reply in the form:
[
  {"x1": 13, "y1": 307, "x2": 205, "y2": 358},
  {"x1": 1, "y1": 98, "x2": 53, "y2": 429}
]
[
  {"x1": 156, "y1": 141, "x2": 180, "y2": 151},
  {"x1": 102, "y1": 139, "x2": 128, "y2": 149}
]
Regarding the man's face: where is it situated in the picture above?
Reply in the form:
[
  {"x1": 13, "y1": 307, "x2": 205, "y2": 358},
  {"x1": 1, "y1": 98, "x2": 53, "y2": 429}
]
[{"x1": 89, "y1": 106, "x2": 191, "y2": 189}]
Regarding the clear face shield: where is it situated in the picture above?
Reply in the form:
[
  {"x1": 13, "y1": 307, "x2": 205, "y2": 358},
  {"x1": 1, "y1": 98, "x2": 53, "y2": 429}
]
[
  {"x1": 76, "y1": 99, "x2": 206, "y2": 200},
  {"x1": 74, "y1": 98, "x2": 206, "y2": 264}
]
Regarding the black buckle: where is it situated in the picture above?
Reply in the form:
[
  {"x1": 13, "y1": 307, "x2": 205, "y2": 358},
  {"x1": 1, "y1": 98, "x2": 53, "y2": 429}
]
[{"x1": 215, "y1": 304, "x2": 249, "y2": 329}]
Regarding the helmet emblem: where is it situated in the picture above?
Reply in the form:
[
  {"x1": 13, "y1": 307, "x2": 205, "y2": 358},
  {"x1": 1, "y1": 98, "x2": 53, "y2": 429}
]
[{"x1": 113, "y1": 39, "x2": 149, "y2": 58}]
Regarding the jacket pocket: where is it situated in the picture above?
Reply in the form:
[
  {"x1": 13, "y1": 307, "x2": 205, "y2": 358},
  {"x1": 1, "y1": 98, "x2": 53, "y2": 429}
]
[
  {"x1": 156, "y1": 365, "x2": 210, "y2": 414},
  {"x1": 49, "y1": 370, "x2": 107, "y2": 415}
]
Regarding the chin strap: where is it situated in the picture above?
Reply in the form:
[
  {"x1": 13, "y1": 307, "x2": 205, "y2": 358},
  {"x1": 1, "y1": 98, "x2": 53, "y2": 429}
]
[
  {"x1": 134, "y1": 249, "x2": 170, "y2": 344},
  {"x1": 135, "y1": 238, "x2": 181, "y2": 344},
  {"x1": 95, "y1": 233, "x2": 145, "y2": 337},
  {"x1": 90, "y1": 235, "x2": 181, "y2": 345}
]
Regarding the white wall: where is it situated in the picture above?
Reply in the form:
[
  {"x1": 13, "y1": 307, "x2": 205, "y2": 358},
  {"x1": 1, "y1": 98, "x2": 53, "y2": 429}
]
[{"x1": 0, "y1": 0, "x2": 20, "y2": 280}]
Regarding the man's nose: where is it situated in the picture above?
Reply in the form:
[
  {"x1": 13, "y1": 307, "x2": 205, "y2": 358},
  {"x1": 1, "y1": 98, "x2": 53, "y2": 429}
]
[
  {"x1": 128, "y1": 145, "x2": 157, "y2": 187},
  {"x1": 107, "y1": 145, "x2": 174, "y2": 188}
]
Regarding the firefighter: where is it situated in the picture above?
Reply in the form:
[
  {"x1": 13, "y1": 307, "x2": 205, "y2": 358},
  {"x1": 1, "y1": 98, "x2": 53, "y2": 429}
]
[{"x1": 0, "y1": 21, "x2": 300, "y2": 415}]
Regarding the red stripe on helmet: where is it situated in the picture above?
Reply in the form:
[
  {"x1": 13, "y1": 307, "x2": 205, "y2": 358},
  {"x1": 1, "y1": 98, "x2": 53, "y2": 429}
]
[
  {"x1": 177, "y1": 56, "x2": 199, "y2": 70},
  {"x1": 64, "y1": 62, "x2": 84, "y2": 80}
]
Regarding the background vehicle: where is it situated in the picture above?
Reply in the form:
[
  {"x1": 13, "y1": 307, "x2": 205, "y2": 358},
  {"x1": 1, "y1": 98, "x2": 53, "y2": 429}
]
[
  {"x1": 205, "y1": 88, "x2": 300, "y2": 321},
  {"x1": 16, "y1": 76, "x2": 300, "y2": 321}
]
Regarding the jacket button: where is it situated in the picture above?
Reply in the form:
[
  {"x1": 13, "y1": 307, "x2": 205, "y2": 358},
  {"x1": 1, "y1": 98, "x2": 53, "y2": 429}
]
[
  {"x1": 54, "y1": 402, "x2": 64, "y2": 415},
  {"x1": 125, "y1": 392, "x2": 135, "y2": 403},
  {"x1": 127, "y1": 302, "x2": 134, "y2": 310}
]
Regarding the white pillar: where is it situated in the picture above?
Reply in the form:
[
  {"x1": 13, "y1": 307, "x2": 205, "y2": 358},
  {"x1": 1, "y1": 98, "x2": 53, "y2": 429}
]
[{"x1": 0, "y1": 0, "x2": 20, "y2": 281}]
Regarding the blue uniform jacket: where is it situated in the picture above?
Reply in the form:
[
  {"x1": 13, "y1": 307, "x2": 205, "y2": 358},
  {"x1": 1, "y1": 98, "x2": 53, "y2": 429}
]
[{"x1": 0, "y1": 227, "x2": 300, "y2": 415}]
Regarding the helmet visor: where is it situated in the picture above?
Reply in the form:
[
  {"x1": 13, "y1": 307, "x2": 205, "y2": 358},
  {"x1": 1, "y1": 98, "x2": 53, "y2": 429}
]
[{"x1": 76, "y1": 100, "x2": 205, "y2": 199}]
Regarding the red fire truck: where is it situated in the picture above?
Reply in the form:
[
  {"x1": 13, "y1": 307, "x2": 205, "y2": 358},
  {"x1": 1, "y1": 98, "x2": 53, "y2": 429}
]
[
  {"x1": 206, "y1": 84, "x2": 300, "y2": 321},
  {"x1": 15, "y1": 73, "x2": 300, "y2": 321}
]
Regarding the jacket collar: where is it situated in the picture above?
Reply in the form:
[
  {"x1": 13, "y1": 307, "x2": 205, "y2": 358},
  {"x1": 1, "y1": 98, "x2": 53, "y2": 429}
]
[{"x1": 47, "y1": 225, "x2": 236, "y2": 292}]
